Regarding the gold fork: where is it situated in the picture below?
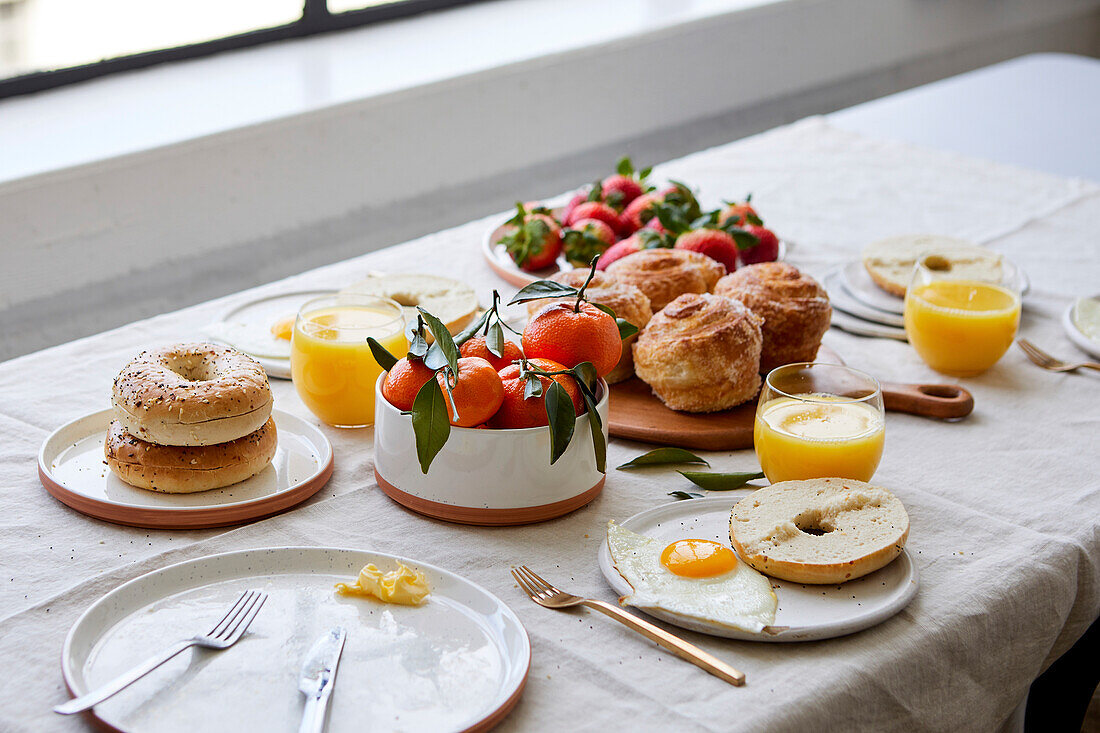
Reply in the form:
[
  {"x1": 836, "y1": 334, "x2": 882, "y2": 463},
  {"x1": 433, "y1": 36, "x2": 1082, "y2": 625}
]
[
  {"x1": 511, "y1": 565, "x2": 746, "y2": 686},
  {"x1": 1017, "y1": 339, "x2": 1100, "y2": 373}
]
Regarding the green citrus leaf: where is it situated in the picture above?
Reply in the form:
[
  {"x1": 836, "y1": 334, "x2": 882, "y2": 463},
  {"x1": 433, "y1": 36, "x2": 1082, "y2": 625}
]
[
  {"x1": 417, "y1": 307, "x2": 459, "y2": 372},
  {"x1": 617, "y1": 448, "x2": 710, "y2": 470},
  {"x1": 411, "y1": 377, "x2": 450, "y2": 474},
  {"x1": 545, "y1": 380, "x2": 576, "y2": 465},
  {"x1": 366, "y1": 337, "x2": 398, "y2": 371},
  {"x1": 486, "y1": 321, "x2": 505, "y2": 358},
  {"x1": 571, "y1": 362, "x2": 599, "y2": 398},
  {"x1": 616, "y1": 318, "x2": 639, "y2": 340},
  {"x1": 677, "y1": 471, "x2": 765, "y2": 490},
  {"x1": 454, "y1": 309, "x2": 489, "y2": 346},
  {"x1": 523, "y1": 372, "x2": 544, "y2": 399},
  {"x1": 507, "y1": 280, "x2": 579, "y2": 305},
  {"x1": 579, "y1": 385, "x2": 606, "y2": 473}
]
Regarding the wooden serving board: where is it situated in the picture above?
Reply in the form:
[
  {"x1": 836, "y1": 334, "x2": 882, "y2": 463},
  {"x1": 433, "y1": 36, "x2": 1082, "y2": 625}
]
[{"x1": 607, "y1": 345, "x2": 974, "y2": 450}]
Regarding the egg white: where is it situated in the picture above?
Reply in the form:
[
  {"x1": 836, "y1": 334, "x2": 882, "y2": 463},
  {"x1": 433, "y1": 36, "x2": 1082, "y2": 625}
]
[{"x1": 607, "y1": 521, "x2": 777, "y2": 633}]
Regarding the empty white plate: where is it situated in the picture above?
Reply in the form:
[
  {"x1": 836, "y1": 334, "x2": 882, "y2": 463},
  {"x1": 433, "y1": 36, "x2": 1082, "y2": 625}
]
[
  {"x1": 598, "y1": 495, "x2": 919, "y2": 642},
  {"x1": 60, "y1": 547, "x2": 530, "y2": 733}
]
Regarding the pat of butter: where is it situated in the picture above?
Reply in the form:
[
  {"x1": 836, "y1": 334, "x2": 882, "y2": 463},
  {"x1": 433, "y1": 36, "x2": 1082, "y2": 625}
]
[
  {"x1": 1073, "y1": 297, "x2": 1100, "y2": 343},
  {"x1": 335, "y1": 562, "x2": 431, "y2": 606}
]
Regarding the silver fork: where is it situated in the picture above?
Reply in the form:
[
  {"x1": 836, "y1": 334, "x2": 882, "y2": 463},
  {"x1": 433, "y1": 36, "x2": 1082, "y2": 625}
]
[
  {"x1": 55, "y1": 589, "x2": 268, "y2": 715},
  {"x1": 511, "y1": 566, "x2": 746, "y2": 686},
  {"x1": 1017, "y1": 339, "x2": 1100, "y2": 373}
]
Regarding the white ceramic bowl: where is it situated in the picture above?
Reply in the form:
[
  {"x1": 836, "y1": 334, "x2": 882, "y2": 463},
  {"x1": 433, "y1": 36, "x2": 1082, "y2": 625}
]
[{"x1": 374, "y1": 374, "x2": 609, "y2": 525}]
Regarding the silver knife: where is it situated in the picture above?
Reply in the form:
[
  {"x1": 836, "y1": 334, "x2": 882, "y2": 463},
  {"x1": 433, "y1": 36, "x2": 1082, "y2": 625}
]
[{"x1": 297, "y1": 626, "x2": 347, "y2": 733}]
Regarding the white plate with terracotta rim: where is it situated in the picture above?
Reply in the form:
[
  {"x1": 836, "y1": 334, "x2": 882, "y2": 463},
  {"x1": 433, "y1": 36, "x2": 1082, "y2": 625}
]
[
  {"x1": 60, "y1": 546, "x2": 530, "y2": 733},
  {"x1": 39, "y1": 409, "x2": 333, "y2": 529},
  {"x1": 482, "y1": 210, "x2": 789, "y2": 288},
  {"x1": 841, "y1": 259, "x2": 1031, "y2": 316},
  {"x1": 597, "y1": 495, "x2": 918, "y2": 642},
  {"x1": 1063, "y1": 296, "x2": 1100, "y2": 360},
  {"x1": 204, "y1": 289, "x2": 334, "y2": 380}
]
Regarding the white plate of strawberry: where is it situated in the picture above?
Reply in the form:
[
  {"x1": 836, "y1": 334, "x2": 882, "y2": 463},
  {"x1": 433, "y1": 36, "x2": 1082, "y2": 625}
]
[{"x1": 482, "y1": 157, "x2": 787, "y2": 288}]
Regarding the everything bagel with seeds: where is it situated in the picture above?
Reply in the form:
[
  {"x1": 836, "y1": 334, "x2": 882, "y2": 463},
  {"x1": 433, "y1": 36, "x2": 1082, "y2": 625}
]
[{"x1": 111, "y1": 342, "x2": 273, "y2": 447}]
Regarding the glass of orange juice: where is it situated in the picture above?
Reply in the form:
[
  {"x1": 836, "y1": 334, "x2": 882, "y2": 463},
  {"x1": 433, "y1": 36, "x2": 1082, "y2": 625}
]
[
  {"x1": 754, "y1": 363, "x2": 885, "y2": 483},
  {"x1": 903, "y1": 253, "x2": 1021, "y2": 376},
  {"x1": 291, "y1": 293, "x2": 408, "y2": 427}
]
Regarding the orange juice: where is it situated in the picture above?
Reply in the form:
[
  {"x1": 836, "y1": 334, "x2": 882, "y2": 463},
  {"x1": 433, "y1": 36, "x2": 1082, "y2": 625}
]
[
  {"x1": 291, "y1": 305, "x2": 408, "y2": 427},
  {"x1": 904, "y1": 280, "x2": 1020, "y2": 376},
  {"x1": 754, "y1": 395, "x2": 885, "y2": 483}
]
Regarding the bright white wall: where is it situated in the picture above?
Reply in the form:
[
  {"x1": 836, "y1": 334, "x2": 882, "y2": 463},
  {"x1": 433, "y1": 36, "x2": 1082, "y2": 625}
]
[{"x1": 0, "y1": 0, "x2": 1098, "y2": 358}]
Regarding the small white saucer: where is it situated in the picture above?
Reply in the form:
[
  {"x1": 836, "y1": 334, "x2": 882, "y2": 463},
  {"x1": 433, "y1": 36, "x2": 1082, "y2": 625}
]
[{"x1": 1063, "y1": 296, "x2": 1100, "y2": 360}]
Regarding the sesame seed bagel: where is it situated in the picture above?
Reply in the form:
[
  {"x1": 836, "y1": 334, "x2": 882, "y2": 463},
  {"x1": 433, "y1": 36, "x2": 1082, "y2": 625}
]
[
  {"x1": 105, "y1": 418, "x2": 277, "y2": 493},
  {"x1": 730, "y1": 478, "x2": 909, "y2": 584},
  {"x1": 112, "y1": 343, "x2": 273, "y2": 446}
]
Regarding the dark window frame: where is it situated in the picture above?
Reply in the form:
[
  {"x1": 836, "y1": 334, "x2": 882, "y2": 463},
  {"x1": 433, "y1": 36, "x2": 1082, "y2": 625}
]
[{"x1": 0, "y1": 0, "x2": 484, "y2": 99}]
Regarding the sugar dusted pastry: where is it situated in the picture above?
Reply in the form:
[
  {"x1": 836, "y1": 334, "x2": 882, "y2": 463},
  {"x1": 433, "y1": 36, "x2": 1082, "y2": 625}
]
[
  {"x1": 606, "y1": 249, "x2": 725, "y2": 311},
  {"x1": 525, "y1": 270, "x2": 653, "y2": 383},
  {"x1": 715, "y1": 262, "x2": 831, "y2": 373},
  {"x1": 632, "y1": 293, "x2": 763, "y2": 412}
]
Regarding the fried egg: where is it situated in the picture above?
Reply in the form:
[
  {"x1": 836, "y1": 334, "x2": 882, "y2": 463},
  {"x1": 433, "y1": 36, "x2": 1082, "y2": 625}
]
[{"x1": 607, "y1": 521, "x2": 777, "y2": 633}]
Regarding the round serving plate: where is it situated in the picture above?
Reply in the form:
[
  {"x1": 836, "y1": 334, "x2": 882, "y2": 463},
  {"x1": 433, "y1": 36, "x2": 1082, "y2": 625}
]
[
  {"x1": 598, "y1": 495, "x2": 919, "y2": 642},
  {"x1": 483, "y1": 211, "x2": 789, "y2": 288},
  {"x1": 841, "y1": 258, "x2": 1030, "y2": 316},
  {"x1": 60, "y1": 547, "x2": 530, "y2": 733},
  {"x1": 1063, "y1": 296, "x2": 1100, "y2": 360},
  {"x1": 829, "y1": 308, "x2": 909, "y2": 341},
  {"x1": 823, "y1": 267, "x2": 906, "y2": 327},
  {"x1": 205, "y1": 290, "x2": 333, "y2": 380},
  {"x1": 39, "y1": 409, "x2": 333, "y2": 529},
  {"x1": 374, "y1": 375, "x2": 609, "y2": 526}
]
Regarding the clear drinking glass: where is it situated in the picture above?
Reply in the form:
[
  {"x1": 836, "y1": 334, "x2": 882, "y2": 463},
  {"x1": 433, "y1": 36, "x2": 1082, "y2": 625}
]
[
  {"x1": 290, "y1": 293, "x2": 408, "y2": 427},
  {"x1": 754, "y1": 363, "x2": 885, "y2": 483},
  {"x1": 903, "y1": 253, "x2": 1021, "y2": 377}
]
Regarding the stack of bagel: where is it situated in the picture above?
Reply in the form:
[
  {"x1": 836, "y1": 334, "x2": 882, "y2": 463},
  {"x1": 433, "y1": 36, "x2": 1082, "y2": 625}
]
[{"x1": 105, "y1": 343, "x2": 276, "y2": 493}]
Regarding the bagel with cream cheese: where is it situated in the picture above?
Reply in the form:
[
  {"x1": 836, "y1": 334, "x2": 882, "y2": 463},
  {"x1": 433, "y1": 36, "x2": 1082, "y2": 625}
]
[
  {"x1": 730, "y1": 478, "x2": 909, "y2": 584},
  {"x1": 112, "y1": 343, "x2": 273, "y2": 447}
]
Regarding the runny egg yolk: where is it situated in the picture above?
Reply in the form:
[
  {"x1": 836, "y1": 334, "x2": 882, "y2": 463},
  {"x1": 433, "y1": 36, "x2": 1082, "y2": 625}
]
[
  {"x1": 270, "y1": 315, "x2": 296, "y2": 341},
  {"x1": 659, "y1": 539, "x2": 738, "y2": 578}
]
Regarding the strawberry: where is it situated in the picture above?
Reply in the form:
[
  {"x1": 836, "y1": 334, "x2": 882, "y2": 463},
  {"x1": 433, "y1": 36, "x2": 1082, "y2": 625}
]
[
  {"x1": 565, "y1": 200, "x2": 624, "y2": 235},
  {"x1": 739, "y1": 224, "x2": 780, "y2": 265},
  {"x1": 562, "y1": 218, "x2": 616, "y2": 267},
  {"x1": 718, "y1": 194, "x2": 762, "y2": 227},
  {"x1": 562, "y1": 191, "x2": 589, "y2": 222},
  {"x1": 658, "y1": 181, "x2": 703, "y2": 221},
  {"x1": 499, "y1": 202, "x2": 563, "y2": 271},
  {"x1": 619, "y1": 192, "x2": 663, "y2": 233},
  {"x1": 674, "y1": 229, "x2": 739, "y2": 272},
  {"x1": 601, "y1": 157, "x2": 653, "y2": 209},
  {"x1": 596, "y1": 229, "x2": 671, "y2": 270}
]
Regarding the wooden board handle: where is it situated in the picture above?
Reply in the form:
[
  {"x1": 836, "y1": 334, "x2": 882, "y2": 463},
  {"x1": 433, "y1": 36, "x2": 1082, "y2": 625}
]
[{"x1": 880, "y1": 382, "x2": 974, "y2": 419}]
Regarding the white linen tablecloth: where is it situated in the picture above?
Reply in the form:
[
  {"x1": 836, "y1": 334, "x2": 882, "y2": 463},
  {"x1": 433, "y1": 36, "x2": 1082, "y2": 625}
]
[{"x1": 1, "y1": 118, "x2": 1098, "y2": 732}]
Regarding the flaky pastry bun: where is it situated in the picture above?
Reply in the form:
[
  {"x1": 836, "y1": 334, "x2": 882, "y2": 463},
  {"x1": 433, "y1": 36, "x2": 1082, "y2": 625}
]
[
  {"x1": 525, "y1": 270, "x2": 653, "y2": 383},
  {"x1": 715, "y1": 262, "x2": 831, "y2": 373},
  {"x1": 105, "y1": 418, "x2": 277, "y2": 493},
  {"x1": 632, "y1": 293, "x2": 763, "y2": 412},
  {"x1": 606, "y1": 249, "x2": 725, "y2": 311}
]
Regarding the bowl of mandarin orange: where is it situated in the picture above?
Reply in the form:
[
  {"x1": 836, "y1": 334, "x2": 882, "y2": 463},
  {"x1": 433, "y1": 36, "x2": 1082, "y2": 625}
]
[{"x1": 370, "y1": 268, "x2": 630, "y2": 526}]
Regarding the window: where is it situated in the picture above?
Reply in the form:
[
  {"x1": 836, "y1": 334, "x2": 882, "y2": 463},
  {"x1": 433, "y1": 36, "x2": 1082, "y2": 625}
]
[{"x1": 0, "y1": 0, "x2": 480, "y2": 98}]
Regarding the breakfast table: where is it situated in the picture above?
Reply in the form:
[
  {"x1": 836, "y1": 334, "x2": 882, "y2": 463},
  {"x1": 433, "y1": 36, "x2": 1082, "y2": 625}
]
[{"x1": 1, "y1": 115, "x2": 1098, "y2": 732}]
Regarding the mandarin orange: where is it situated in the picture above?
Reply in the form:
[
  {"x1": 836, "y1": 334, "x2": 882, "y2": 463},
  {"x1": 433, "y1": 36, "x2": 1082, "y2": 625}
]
[
  {"x1": 381, "y1": 357, "x2": 436, "y2": 411},
  {"x1": 459, "y1": 335, "x2": 524, "y2": 372},
  {"x1": 437, "y1": 356, "x2": 505, "y2": 427},
  {"x1": 522, "y1": 302, "x2": 622, "y2": 378},
  {"x1": 490, "y1": 358, "x2": 585, "y2": 429}
]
